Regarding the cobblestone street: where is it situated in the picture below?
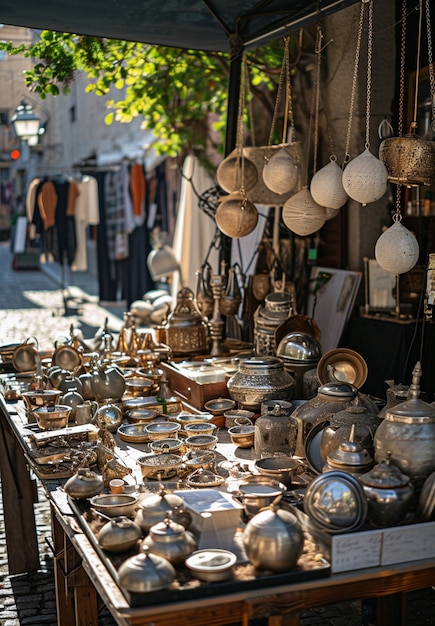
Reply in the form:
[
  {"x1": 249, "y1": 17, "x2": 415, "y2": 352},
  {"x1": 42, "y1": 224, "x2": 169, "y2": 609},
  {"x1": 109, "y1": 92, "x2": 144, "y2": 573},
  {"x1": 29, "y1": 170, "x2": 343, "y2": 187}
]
[{"x1": 0, "y1": 241, "x2": 434, "y2": 626}]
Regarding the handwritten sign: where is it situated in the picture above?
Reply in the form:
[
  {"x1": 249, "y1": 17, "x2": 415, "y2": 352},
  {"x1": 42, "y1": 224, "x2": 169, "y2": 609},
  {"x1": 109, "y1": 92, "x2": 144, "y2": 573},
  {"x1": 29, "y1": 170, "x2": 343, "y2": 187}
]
[
  {"x1": 331, "y1": 529, "x2": 382, "y2": 573},
  {"x1": 381, "y1": 522, "x2": 435, "y2": 565}
]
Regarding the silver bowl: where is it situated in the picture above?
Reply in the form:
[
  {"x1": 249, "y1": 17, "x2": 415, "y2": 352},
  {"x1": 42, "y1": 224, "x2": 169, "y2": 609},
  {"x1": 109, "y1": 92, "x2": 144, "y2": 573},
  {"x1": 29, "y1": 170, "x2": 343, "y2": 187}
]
[
  {"x1": 90, "y1": 493, "x2": 140, "y2": 518},
  {"x1": 185, "y1": 549, "x2": 237, "y2": 582},
  {"x1": 254, "y1": 456, "x2": 300, "y2": 489}
]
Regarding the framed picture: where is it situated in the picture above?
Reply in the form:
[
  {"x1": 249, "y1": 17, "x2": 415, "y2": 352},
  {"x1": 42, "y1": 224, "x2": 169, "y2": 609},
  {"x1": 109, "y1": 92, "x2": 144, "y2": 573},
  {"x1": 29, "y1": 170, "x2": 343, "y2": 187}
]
[{"x1": 306, "y1": 266, "x2": 361, "y2": 353}]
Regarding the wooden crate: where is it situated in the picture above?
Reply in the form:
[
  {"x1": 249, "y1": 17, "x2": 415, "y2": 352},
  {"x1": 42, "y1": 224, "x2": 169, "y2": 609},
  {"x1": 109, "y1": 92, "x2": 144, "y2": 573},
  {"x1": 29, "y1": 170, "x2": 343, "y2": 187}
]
[{"x1": 160, "y1": 361, "x2": 230, "y2": 410}]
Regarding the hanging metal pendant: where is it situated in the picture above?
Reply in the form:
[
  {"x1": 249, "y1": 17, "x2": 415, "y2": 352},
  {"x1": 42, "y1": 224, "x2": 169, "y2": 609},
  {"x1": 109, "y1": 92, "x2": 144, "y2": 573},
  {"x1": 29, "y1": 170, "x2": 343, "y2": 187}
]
[
  {"x1": 375, "y1": 215, "x2": 419, "y2": 275},
  {"x1": 215, "y1": 190, "x2": 259, "y2": 239},
  {"x1": 282, "y1": 188, "x2": 326, "y2": 236},
  {"x1": 379, "y1": 133, "x2": 435, "y2": 187},
  {"x1": 262, "y1": 146, "x2": 299, "y2": 195},
  {"x1": 310, "y1": 160, "x2": 349, "y2": 209},
  {"x1": 342, "y1": 149, "x2": 388, "y2": 206}
]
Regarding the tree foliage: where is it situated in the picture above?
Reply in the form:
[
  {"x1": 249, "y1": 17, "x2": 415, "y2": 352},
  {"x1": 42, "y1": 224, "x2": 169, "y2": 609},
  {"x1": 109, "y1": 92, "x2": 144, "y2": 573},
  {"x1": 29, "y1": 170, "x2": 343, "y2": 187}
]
[{"x1": 0, "y1": 32, "x2": 297, "y2": 156}]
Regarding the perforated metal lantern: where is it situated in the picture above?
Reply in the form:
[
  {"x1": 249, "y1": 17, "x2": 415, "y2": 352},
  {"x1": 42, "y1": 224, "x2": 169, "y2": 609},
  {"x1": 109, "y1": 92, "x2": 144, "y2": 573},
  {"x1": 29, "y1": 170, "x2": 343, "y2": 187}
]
[
  {"x1": 342, "y1": 149, "x2": 388, "y2": 206},
  {"x1": 310, "y1": 160, "x2": 349, "y2": 210},
  {"x1": 282, "y1": 188, "x2": 326, "y2": 236},
  {"x1": 262, "y1": 146, "x2": 299, "y2": 195},
  {"x1": 375, "y1": 218, "x2": 419, "y2": 275}
]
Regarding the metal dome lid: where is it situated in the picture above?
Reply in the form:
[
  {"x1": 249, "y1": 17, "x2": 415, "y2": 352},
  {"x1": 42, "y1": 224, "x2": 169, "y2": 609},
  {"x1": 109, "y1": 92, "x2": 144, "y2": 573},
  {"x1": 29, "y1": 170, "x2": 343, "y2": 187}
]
[
  {"x1": 317, "y1": 381, "x2": 358, "y2": 398},
  {"x1": 386, "y1": 362, "x2": 435, "y2": 424},
  {"x1": 276, "y1": 331, "x2": 322, "y2": 365}
]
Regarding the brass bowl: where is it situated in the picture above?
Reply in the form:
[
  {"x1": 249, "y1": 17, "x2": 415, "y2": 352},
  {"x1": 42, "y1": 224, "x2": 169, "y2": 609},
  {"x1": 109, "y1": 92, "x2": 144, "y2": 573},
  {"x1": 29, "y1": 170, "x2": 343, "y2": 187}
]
[
  {"x1": 33, "y1": 404, "x2": 72, "y2": 430},
  {"x1": 137, "y1": 453, "x2": 183, "y2": 480},
  {"x1": 204, "y1": 398, "x2": 236, "y2": 416},
  {"x1": 22, "y1": 389, "x2": 62, "y2": 413},
  {"x1": 184, "y1": 434, "x2": 218, "y2": 451},
  {"x1": 175, "y1": 413, "x2": 214, "y2": 430},
  {"x1": 125, "y1": 377, "x2": 154, "y2": 397},
  {"x1": 144, "y1": 422, "x2": 181, "y2": 441},
  {"x1": 149, "y1": 438, "x2": 184, "y2": 455},
  {"x1": 184, "y1": 422, "x2": 216, "y2": 437},
  {"x1": 227, "y1": 424, "x2": 255, "y2": 448}
]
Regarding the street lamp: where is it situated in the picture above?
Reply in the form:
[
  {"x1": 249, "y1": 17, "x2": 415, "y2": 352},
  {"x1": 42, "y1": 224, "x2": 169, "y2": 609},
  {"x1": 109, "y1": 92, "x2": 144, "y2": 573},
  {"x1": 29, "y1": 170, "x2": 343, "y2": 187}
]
[{"x1": 11, "y1": 99, "x2": 40, "y2": 142}]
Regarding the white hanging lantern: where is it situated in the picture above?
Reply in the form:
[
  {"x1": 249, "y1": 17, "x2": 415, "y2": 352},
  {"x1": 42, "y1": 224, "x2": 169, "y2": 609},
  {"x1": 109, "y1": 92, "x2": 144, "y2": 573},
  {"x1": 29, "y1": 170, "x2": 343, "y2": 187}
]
[
  {"x1": 215, "y1": 190, "x2": 259, "y2": 239},
  {"x1": 262, "y1": 147, "x2": 299, "y2": 195},
  {"x1": 342, "y1": 149, "x2": 388, "y2": 206},
  {"x1": 375, "y1": 217, "x2": 419, "y2": 275},
  {"x1": 310, "y1": 160, "x2": 349, "y2": 209},
  {"x1": 282, "y1": 188, "x2": 326, "y2": 236}
]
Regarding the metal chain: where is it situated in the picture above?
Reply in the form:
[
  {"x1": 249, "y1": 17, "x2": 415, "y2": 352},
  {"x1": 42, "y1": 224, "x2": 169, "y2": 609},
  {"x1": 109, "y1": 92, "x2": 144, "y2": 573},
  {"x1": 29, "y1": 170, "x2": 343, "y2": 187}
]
[
  {"x1": 344, "y1": 1, "x2": 366, "y2": 163},
  {"x1": 313, "y1": 25, "x2": 323, "y2": 175},
  {"x1": 235, "y1": 54, "x2": 248, "y2": 192},
  {"x1": 245, "y1": 61, "x2": 256, "y2": 147},
  {"x1": 425, "y1": 0, "x2": 435, "y2": 132},
  {"x1": 268, "y1": 37, "x2": 293, "y2": 146},
  {"x1": 365, "y1": 0, "x2": 374, "y2": 149},
  {"x1": 398, "y1": 0, "x2": 407, "y2": 137}
]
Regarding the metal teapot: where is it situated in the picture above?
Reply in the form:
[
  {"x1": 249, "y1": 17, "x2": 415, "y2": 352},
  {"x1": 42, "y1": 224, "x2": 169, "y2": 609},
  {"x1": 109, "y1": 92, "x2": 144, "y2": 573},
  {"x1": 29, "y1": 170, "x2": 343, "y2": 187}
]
[
  {"x1": 142, "y1": 515, "x2": 197, "y2": 565},
  {"x1": 91, "y1": 358, "x2": 126, "y2": 401},
  {"x1": 64, "y1": 468, "x2": 104, "y2": 500}
]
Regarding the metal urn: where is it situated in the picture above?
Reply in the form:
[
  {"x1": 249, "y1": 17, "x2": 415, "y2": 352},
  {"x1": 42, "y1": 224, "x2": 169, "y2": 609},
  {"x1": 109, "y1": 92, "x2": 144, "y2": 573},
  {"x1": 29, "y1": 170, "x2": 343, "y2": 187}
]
[
  {"x1": 254, "y1": 403, "x2": 298, "y2": 459},
  {"x1": 374, "y1": 362, "x2": 435, "y2": 494}
]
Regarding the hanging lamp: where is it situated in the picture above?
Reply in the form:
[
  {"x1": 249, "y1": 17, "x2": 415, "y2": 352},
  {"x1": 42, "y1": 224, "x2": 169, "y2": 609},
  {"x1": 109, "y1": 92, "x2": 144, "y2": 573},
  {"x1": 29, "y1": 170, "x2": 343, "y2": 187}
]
[
  {"x1": 375, "y1": 207, "x2": 419, "y2": 275},
  {"x1": 379, "y1": 0, "x2": 435, "y2": 187},
  {"x1": 262, "y1": 37, "x2": 299, "y2": 195},
  {"x1": 341, "y1": 0, "x2": 388, "y2": 206},
  {"x1": 216, "y1": 55, "x2": 259, "y2": 239}
]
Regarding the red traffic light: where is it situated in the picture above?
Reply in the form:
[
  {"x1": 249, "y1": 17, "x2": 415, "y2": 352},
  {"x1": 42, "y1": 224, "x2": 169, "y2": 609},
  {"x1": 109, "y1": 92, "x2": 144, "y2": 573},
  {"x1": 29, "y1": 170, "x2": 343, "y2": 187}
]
[{"x1": 10, "y1": 149, "x2": 21, "y2": 160}]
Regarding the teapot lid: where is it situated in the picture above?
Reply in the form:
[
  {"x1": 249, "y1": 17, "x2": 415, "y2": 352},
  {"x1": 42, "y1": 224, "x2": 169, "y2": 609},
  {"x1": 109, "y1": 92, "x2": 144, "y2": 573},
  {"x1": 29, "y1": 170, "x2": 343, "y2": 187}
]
[
  {"x1": 149, "y1": 515, "x2": 185, "y2": 537},
  {"x1": 386, "y1": 362, "x2": 435, "y2": 423},
  {"x1": 318, "y1": 381, "x2": 358, "y2": 398},
  {"x1": 326, "y1": 425, "x2": 373, "y2": 469},
  {"x1": 360, "y1": 456, "x2": 411, "y2": 488}
]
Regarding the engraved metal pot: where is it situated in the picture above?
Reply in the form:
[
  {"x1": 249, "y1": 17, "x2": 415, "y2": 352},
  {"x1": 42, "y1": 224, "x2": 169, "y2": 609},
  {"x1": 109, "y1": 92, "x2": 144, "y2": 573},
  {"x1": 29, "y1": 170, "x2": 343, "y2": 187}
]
[
  {"x1": 374, "y1": 362, "x2": 435, "y2": 493},
  {"x1": 161, "y1": 287, "x2": 209, "y2": 356},
  {"x1": 227, "y1": 357, "x2": 295, "y2": 411},
  {"x1": 379, "y1": 133, "x2": 435, "y2": 187}
]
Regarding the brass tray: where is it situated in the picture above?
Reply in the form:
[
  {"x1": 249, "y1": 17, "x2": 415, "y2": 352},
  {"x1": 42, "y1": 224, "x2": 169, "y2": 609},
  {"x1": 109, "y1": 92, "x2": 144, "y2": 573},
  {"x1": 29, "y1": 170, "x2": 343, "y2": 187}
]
[{"x1": 117, "y1": 423, "x2": 150, "y2": 443}]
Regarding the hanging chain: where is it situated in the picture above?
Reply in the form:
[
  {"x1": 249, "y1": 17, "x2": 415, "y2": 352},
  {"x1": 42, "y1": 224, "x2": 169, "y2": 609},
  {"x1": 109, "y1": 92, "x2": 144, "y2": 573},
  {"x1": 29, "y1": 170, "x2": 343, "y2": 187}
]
[
  {"x1": 364, "y1": 0, "x2": 374, "y2": 149},
  {"x1": 245, "y1": 61, "x2": 256, "y2": 147},
  {"x1": 425, "y1": 0, "x2": 435, "y2": 132},
  {"x1": 410, "y1": 0, "x2": 424, "y2": 132},
  {"x1": 236, "y1": 54, "x2": 248, "y2": 193},
  {"x1": 397, "y1": 0, "x2": 407, "y2": 137},
  {"x1": 312, "y1": 25, "x2": 323, "y2": 175},
  {"x1": 268, "y1": 36, "x2": 293, "y2": 146},
  {"x1": 344, "y1": 1, "x2": 366, "y2": 163}
]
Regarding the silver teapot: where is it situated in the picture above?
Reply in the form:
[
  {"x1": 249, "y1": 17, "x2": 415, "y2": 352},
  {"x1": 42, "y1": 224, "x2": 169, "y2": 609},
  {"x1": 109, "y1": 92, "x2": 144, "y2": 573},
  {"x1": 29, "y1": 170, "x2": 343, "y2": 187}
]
[{"x1": 142, "y1": 515, "x2": 197, "y2": 565}]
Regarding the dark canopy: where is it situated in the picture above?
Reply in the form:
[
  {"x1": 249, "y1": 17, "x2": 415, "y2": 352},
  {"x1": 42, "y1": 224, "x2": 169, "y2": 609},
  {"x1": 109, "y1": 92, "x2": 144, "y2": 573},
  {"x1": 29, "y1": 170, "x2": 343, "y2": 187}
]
[{"x1": 0, "y1": 0, "x2": 359, "y2": 52}]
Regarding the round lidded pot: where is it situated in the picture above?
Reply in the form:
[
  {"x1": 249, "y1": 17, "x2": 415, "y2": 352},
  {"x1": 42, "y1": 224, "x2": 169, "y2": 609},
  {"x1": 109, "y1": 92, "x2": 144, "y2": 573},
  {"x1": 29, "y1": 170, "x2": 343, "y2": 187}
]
[
  {"x1": 291, "y1": 381, "x2": 378, "y2": 458},
  {"x1": 118, "y1": 545, "x2": 175, "y2": 593},
  {"x1": 142, "y1": 515, "x2": 197, "y2": 565},
  {"x1": 320, "y1": 404, "x2": 381, "y2": 462},
  {"x1": 242, "y1": 500, "x2": 304, "y2": 572},
  {"x1": 374, "y1": 362, "x2": 435, "y2": 493},
  {"x1": 97, "y1": 516, "x2": 142, "y2": 553},
  {"x1": 64, "y1": 468, "x2": 104, "y2": 499},
  {"x1": 359, "y1": 456, "x2": 414, "y2": 527},
  {"x1": 254, "y1": 403, "x2": 298, "y2": 458},
  {"x1": 227, "y1": 356, "x2": 295, "y2": 411},
  {"x1": 322, "y1": 425, "x2": 374, "y2": 476},
  {"x1": 134, "y1": 486, "x2": 190, "y2": 534}
]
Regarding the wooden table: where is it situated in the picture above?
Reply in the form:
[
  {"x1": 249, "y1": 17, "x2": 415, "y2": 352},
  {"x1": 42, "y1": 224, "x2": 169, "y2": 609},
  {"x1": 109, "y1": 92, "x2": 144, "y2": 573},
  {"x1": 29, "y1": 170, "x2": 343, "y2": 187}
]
[{"x1": 1, "y1": 393, "x2": 434, "y2": 626}]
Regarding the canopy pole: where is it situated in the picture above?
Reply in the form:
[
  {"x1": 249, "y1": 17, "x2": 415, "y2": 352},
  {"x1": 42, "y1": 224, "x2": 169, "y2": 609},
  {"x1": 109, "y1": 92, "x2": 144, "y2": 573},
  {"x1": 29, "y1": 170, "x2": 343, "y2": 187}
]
[{"x1": 220, "y1": 50, "x2": 243, "y2": 268}]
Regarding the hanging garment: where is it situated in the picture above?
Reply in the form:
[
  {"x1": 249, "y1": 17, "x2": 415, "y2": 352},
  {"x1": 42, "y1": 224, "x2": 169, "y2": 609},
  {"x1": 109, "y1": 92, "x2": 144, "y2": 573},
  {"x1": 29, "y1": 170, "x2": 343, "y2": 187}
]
[
  {"x1": 130, "y1": 162, "x2": 146, "y2": 227},
  {"x1": 104, "y1": 168, "x2": 129, "y2": 262},
  {"x1": 38, "y1": 180, "x2": 58, "y2": 229},
  {"x1": 71, "y1": 175, "x2": 100, "y2": 271},
  {"x1": 42, "y1": 177, "x2": 77, "y2": 266}
]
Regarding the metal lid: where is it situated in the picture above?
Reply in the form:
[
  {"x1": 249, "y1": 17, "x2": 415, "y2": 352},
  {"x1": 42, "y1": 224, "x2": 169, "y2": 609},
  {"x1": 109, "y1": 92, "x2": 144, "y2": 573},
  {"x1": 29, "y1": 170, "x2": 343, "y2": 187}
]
[
  {"x1": 360, "y1": 457, "x2": 411, "y2": 489},
  {"x1": 386, "y1": 362, "x2": 435, "y2": 423},
  {"x1": 318, "y1": 381, "x2": 358, "y2": 398},
  {"x1": 327, "y1": 439, "x2": 373, "y2": 469},
  {"x1": 276, "y1": 332, "x2": 322, "y2": 364}
]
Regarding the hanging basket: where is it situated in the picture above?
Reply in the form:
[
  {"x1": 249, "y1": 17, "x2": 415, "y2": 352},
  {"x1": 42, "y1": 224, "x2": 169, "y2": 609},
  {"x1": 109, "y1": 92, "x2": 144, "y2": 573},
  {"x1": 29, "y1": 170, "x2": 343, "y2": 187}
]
[
  {"x1": 379, "y1": 134, "x2": 435, "y2": 187},
  {"x1": 262, "y1": 146, "x2": 299, "y2": 195},
  {"x1": 282, "y1": 188, "x2": 326, "y2": 236},
  {"x1": 342, "y1": 149, "x2": 388, "y2": 206},
  {"x1": 375, "y1": 219, "x2": 420, "y2": 275},
  {"x1": 215, "y1": 190, "x2": 259, "y2": 239},
  {"x1": 310, "y1": 160, "x2": 349, "y2": 209}
]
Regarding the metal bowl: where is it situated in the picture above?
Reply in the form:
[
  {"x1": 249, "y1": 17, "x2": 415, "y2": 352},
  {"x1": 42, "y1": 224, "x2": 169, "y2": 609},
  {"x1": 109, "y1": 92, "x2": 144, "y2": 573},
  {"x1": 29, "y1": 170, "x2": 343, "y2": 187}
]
[
  {"x1": 22, "y1": 389, "x2": 62, "y2": 415},
  {"x1": 227, "y1": 424, "x2": 255, "y2": 448},
  {"x1": 254, "y1": 456, "x2": 300, "y2": 489},
  {"x1": 175, "y1": 413, "x2": 214, "y2": 430},
  {"x1": 125, "y1": 377, "x2": 154, "y2": 397},
  {"x1": 125, "y1": 408, "x2": 158, "y2": 423},
  {"x1": 137, "y1": 453, "x2": 183, "y2": 480},
  {"x1": 204, "y1": 398, "x2": 236, "y2": 416},
  {"x1": 117, "y1": 423, "x2": 149, "y2": 443},
  {"x1": 184, "y1": 434, "x2": 218, "y2": 451},
  {"x1": 238, "y1": 479, "x2": 286, "y2": 517},
  {"x1": 304, "y1": 470, "x2": 367, "y2": 533},
  {"x1": 223, "y1": 409, "x2": 255, "y2": 429},
  {"x1": 149, "y1": 438, "x2": 184, "y2": 455},
  {"x1": 144, "y1": 421, "x2": 181, "y2": 441},
  {"x1": 184, "y1": 422, "x2": 216, "y2": 437},
  {"x1": 89, "y1": 493, "x2": 140, "y2": 518},
  {"x1": 33, "y1": 404, "x2": 72, "y2": 430},
  {"x1": 185, "y1": 549, "x2": 237, "y2": 582}
]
